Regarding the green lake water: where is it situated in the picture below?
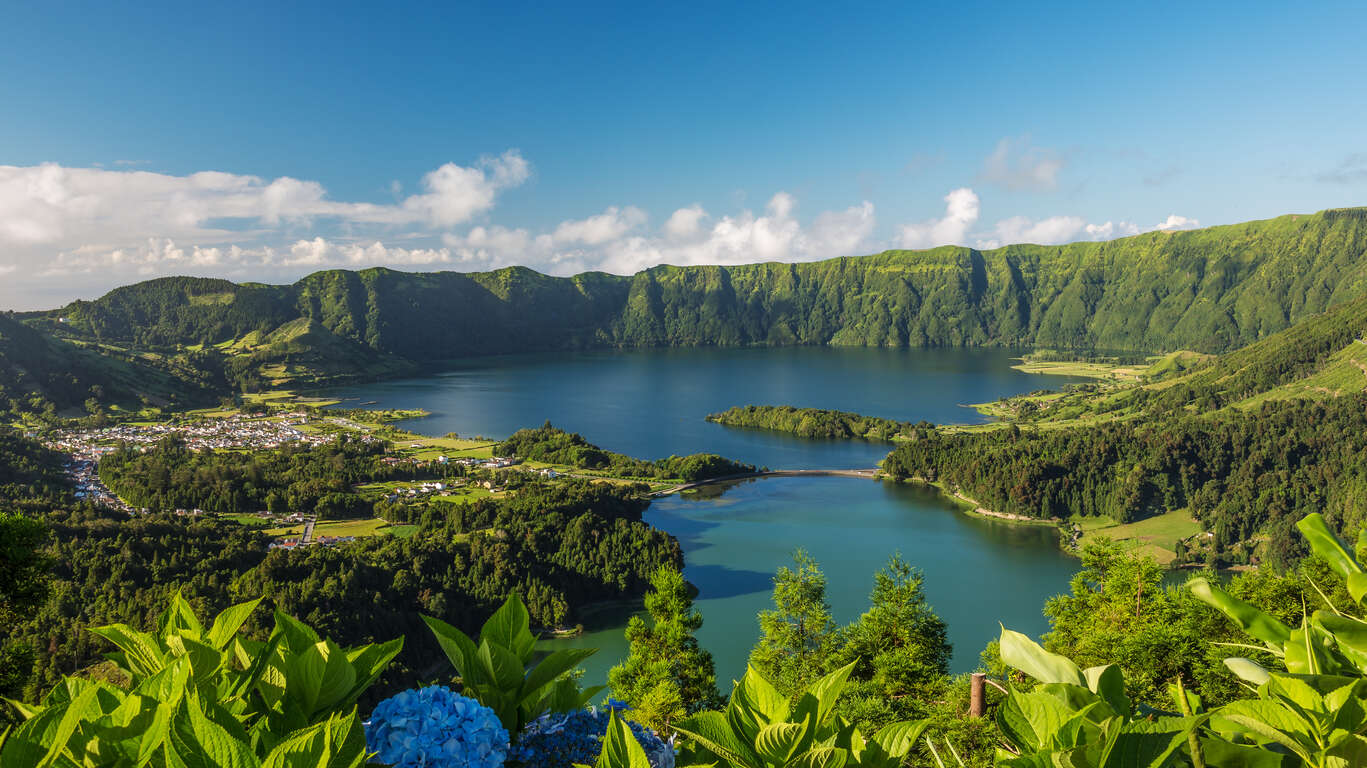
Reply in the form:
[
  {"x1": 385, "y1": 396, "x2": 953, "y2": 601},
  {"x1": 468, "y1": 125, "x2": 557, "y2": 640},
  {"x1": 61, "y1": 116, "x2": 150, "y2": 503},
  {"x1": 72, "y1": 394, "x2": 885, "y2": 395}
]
[{"x1": 324, "y1": 346, "x2": 1083, "y2": 688}]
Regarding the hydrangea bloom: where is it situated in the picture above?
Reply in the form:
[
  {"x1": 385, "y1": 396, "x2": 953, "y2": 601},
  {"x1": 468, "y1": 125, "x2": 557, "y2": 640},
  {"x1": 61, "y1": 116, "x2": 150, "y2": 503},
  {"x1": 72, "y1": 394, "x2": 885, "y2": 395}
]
[
  {"x1": 509, "y1": 700, "x2": 674, "y2": 768},
  {"x1": 365, "y1": 686, "x2": 509, "y2": 768}
]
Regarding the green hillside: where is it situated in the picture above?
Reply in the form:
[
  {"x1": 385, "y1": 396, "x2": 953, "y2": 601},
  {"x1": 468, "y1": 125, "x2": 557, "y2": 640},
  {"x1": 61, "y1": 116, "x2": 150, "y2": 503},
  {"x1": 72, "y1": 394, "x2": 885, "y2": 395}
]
[
  {"x1": 43, "y1": 208, "x2": 1367, "y2": 361},
  {"x1": 0, "y1": 313, "x2": 217, "y2": 418}
]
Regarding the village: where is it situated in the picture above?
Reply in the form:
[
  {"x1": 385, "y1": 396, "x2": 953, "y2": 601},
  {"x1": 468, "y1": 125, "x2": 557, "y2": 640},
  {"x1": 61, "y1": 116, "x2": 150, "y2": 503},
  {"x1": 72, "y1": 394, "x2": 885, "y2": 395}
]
[{"x1": 35, "y1": 411, "x2": 577, "y2": 550}]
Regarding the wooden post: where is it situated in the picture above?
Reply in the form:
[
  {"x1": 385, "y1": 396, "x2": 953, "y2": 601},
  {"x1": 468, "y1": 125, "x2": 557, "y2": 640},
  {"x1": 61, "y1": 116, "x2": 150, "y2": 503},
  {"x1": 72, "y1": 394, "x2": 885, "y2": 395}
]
[{"x1": 969, "y1": 672, "x2": 986, "y2": 718}]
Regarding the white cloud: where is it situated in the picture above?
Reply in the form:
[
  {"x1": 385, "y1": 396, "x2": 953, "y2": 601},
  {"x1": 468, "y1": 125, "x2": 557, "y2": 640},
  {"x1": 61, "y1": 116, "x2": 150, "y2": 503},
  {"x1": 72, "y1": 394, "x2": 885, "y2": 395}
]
[
  {"x1": 663, "y1": 205, "x2": 707, "y2": 240},
  {"x1": 1154, "y1": 214, "x2": 1200, "y2": 231},
  {"x1": 978, "y1": 137, "x2": 1065, "y2": 191},
  {"x1": 552, "y1": 206, "x2": 647, "y2": 245},
  {"x1": 400, "y1": 151, "x2": 530, "y2": 227},
  {"x1": 897, "y1": 188, "x2": 980, "y2": 249},
  {"x1": 0, "y1": 150, "x2": 529, "y2": 252}
]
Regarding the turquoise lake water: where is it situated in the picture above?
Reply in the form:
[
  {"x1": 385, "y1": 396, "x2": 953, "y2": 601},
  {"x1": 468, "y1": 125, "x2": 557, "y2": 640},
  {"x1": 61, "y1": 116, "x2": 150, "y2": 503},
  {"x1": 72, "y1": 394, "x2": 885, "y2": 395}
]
[{"x1": 324, "y1": 346, "x2": 1082, "y2": 687}]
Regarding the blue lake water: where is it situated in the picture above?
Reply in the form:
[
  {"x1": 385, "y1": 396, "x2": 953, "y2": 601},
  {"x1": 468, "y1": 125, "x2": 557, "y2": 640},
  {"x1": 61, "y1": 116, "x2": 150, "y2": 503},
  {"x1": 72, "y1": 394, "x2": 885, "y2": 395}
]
[{"x1": 324, "y1": 346, "x2": 1082, "y2": 686}]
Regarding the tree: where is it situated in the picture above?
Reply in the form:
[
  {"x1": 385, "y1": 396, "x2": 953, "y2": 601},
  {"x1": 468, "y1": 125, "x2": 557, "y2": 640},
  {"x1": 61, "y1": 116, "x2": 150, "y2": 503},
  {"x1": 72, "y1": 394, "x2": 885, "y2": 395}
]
[
  {"x1": 0, "y1": 512, "x2": 49, "y2": 624},
  {"x1": 608, "y1": 567, "x2": 723, "y2": 732},
  {"x1": 748, "y1": 550, "x2": 837, "y2": 699},
  {"x1": 0, "y1": 511, "x2": 50, "y2": 725},
  {"x1": 828, "y1": 555, "x2": 951, "y2": 730}
]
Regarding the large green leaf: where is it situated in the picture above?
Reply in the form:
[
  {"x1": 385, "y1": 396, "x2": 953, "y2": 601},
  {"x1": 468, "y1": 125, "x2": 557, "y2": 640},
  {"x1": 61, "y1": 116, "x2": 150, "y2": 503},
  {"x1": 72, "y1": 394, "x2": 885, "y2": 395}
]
[
  {"x1": 727, "y1": 667, "x2": 788, "y2": 747},
  {"x1": 594, "y1": 710, "x2": 656, "y2": 768},
  {"x1": 788, "y1": 745, "x2": 848, "y2": 768},
  {"x1": 260, "y1": 712, "x2": 368, "y2": 768},
  {"x1": 1187, "y1": 579, "x2": 1293, "y2": 646},
  {"x1": 755, "y1": 722, "x2": 810, "y2": 765},
  {"x1": 1213, "y1": 699, "x2": 1316, "y2": 763},
  {"x1": 476, "y1": 640, "x2": 526, "y2": 693},
  {"x1": 998, "y1": 627, "x2": 1085, "y2": 687},
  {"x1": 133, "y1": 655, "x2": 193, "y2": 711},
  {"x1": 89, "y1": 623, "x2": 167, "y2": 679},
  {"x1": 159, "y1": 591, "x2": 206, "y2": 642},
  {"x1": 1223, "y1": 658, "x2": 1272, "y2": 686},
  {"x1": 869, "y1": 719, "x2": 929, "y2": 758},
  {"x1": 421, "y1": 614, "x2": 479, "y2": 682},
  {"x1": 206, "y1": 599, "x2": 262, "y2": 650},
  {"x1": 1084, "y1": 664, "x2": 1131, "y2": 717},
  {"x1": 1199, "y1": 737, "x2": 1294, "y2": 768},
  {"x1": 675, "y1": 710, "x2": 764, "y2": 768},
  {"x1": 283, "y1": 641, "x2": 327, "y2": 717},
  {"x1": 101, "y1": 694, "x2": 172, "y2": 766},
  {"x1": 1296, "y1": 514, "x2": 1361, "y2": 583},
  {"x1": 480, "y1": 593, "x2": 532, "y2": 657},
  {"x1": 35, "y1": 685, "x2": 100, "y2": 768},
  {"x1": 166, "y1": 634, "x2": 227, "y2": 687},
  {"x1": 996, "y1": 688, "x2": 1077, "y2": 752},
  {"x1": 340, "y1": 637, "x2": 402, "y2": 708},
  {"x1": 166, "y1": 695, "x2": 260, "y2": 768},
  {"x1": 521, "y1": 648, "x2": 597, "y2": 700},
  {"x1": 1103, "y1": 715, "x2": 1207, "y2": 768},
  {"x1": 1315, "y1": 612, "x2": 1367, "y2": 658},
  {"x1": 312, "y1": 641, "x2": 359, "y2": 715},
  {"x1": 270, "y1": 611, "x2": 322, "y2": 656},
  {"x1": 802, "y1": 661, "x2": 855, "y2": 727}
]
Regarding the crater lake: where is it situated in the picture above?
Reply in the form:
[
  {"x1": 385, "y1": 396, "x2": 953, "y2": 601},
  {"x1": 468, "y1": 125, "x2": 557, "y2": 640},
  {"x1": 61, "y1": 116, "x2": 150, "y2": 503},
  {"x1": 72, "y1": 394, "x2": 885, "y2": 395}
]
[{"x1": 321, "y1": 346, "x2": 1083, "y2": 687}]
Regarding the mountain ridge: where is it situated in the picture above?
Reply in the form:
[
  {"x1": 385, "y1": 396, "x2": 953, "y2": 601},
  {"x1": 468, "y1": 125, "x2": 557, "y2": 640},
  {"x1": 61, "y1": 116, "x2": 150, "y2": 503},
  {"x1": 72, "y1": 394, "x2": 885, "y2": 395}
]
[{"x1": 3, "y1": 206, "x2": 1366, "y2": 413}]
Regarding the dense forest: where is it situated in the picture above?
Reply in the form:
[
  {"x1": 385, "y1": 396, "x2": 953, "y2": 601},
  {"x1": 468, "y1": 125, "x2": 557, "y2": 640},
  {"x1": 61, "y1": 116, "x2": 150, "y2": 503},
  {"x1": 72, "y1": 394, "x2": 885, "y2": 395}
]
[
  {"x1": 99, "y1": 434, "x2": 388, "y2": 518},
  {"x1": 0, "y1": 430, "x2": 681, "y2": 715},
  {"x1": 494, "y1": 423, "x2": 756, "y2": 481},
  {"x1": 707, "y1": 405, "x2": 930, "y2": 442},
  {"x1": 884, "y1": 393, "x2": 1367, "y2": 568}
]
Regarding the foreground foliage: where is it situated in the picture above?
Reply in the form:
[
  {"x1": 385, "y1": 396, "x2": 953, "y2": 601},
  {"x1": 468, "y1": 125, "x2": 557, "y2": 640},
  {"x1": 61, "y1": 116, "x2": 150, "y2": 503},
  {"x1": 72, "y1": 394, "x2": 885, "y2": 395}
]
[
  {"x1": 0, "y1": 592, "x2": 401, "y2": 766},
  {"x1": 608, "y1": 567, "x2": 723, "y2": 732},
  {"x1": 673, "y1": 662, "x2": 928, "y2": 768},
  {"x1": 424, "y1": 593, "x2": 603, "y2": 735}
]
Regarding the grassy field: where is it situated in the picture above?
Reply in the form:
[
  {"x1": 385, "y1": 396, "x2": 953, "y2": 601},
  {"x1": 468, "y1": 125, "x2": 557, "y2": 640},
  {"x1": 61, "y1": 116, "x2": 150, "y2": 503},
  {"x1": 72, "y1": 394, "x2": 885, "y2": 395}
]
[
  {"x1": 241, "y1": 390, "x2": 343, "y2": 408},
  {"x1": 220, "y1": 513, "x2": 274, "y2": 527},
  {"x1": 264, "y1": 518, "x2": 416, "y2": 539},
  {"x1": 1074, "y1": 508, "x2": 1203, "y2": 565},
  {"x1": 1010, "y1": 359, "x2": 1144, "y2": 382},
  {"x1": 392, "y1": 434, "x2": 499, "y2": 460}
]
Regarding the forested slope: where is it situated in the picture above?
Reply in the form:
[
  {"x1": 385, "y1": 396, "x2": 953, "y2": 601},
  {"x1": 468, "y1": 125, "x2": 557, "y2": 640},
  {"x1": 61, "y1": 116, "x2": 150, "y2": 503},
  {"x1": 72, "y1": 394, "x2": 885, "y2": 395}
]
[{"x1": 881, "y1": 290, "x2": 1367, "y2": 566}]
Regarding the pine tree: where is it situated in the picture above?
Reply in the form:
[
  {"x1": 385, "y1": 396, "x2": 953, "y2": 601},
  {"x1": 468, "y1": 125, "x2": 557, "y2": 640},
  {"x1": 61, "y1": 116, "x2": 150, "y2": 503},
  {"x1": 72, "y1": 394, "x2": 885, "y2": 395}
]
[
  {"x1": 828, "y1": 555, "x2": 951, "y2": 730},
  {"x1": 748, "y1": 550, "x2": 837, "y2": 699},
  {"x1": 608, "y1": 567, "x2": 722, "y2": 731}
]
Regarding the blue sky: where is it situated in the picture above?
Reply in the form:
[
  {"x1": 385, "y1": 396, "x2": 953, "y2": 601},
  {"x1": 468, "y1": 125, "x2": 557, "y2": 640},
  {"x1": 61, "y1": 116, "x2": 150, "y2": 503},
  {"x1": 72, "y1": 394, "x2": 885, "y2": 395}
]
[{"x1": 1, "y1": 0, "x2": 1365, "y2": 308}]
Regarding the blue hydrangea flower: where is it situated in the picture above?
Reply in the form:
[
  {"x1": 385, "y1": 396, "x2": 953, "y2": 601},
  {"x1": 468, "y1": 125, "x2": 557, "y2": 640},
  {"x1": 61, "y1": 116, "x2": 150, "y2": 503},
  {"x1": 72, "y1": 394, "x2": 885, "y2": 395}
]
[
  {"x1": 509, "y1": 700, "x2": 674, "y2": 768},
  {"x1": 365, "y1": 686, "x2": 509, "y2": 768}
]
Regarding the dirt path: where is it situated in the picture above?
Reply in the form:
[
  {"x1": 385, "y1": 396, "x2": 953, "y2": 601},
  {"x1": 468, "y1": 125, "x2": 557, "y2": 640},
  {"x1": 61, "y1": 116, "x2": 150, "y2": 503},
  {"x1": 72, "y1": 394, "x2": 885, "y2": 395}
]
[{"x1": 952, "y1": 491, "x2": 1060, "y2": 523}]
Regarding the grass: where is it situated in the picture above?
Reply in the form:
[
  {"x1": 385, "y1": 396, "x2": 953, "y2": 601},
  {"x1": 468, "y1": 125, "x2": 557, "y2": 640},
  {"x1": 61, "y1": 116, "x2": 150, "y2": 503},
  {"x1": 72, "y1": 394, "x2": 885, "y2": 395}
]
[
  {"x1": 1010, "y1": 359, "x2": 1144, "y2": 382},
  {"x1": 220, "y1": 513, "x2": 273, "y2": 527},
  {"x1": 1074, "y1": 508, "x2": 1203, "y2": 565},
  {"x1": 264, "y1": 518, "x2": 415, "y2": 539}
]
